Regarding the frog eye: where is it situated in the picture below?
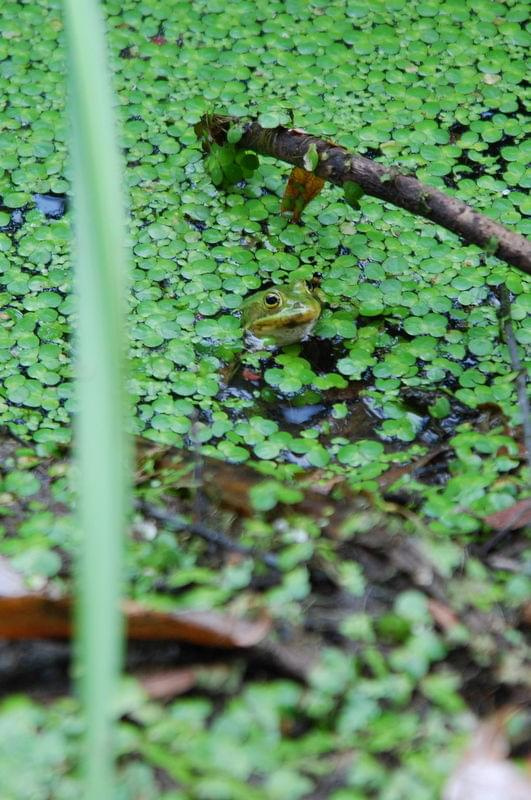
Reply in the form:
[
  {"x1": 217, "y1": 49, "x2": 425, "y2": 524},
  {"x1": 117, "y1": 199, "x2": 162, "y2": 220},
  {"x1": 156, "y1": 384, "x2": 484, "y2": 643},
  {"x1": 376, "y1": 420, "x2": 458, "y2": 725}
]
[{"x1": 264, "y1": 292, "x2": 281, "y2": 308}]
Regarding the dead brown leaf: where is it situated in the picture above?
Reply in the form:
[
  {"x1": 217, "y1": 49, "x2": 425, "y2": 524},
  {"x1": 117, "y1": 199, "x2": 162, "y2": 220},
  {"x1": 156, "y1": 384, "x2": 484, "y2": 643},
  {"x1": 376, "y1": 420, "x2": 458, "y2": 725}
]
[
  {"x1": 484, "y1": 498, "x2": 531, "y2": 532},
  {"x1": 123, "y1": 602, "x2": 271, "y2": 646},
  {"x1": 428, "y1": 599, "x2": 461, "y2": 632},
  {"x1": 281, "y1": 166, "x2": 324, "y2": 222},
  {"x1": 135, "y1": 667, "x2": 198, "y2": 700},
  {"x1": 0, "y1": 586, "x2": 271, "y2": 647}
]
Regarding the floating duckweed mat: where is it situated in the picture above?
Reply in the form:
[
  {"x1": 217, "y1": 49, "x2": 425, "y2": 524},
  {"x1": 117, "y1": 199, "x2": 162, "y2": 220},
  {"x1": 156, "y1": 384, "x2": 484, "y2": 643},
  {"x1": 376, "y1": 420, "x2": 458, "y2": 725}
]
[{"x1": 0, "y1": 1, "x2": 530, "y2": 798}]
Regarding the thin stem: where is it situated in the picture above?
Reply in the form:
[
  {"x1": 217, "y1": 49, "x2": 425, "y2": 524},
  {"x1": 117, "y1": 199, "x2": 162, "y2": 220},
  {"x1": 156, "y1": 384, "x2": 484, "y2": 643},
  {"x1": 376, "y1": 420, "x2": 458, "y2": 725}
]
[{"x1": 499, "y1": 286, "x2": 531, "y2": 474}]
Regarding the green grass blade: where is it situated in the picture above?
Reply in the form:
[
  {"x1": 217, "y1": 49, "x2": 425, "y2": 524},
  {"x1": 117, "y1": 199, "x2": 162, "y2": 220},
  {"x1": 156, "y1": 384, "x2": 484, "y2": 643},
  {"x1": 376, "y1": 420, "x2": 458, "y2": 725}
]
[{"x1": 63, "y1": 1, "x2": 130, "y2": 797}]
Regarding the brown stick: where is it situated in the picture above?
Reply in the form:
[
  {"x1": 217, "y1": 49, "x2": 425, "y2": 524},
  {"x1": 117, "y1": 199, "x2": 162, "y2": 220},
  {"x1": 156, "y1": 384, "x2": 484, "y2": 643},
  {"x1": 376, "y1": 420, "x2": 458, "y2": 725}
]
[{"x1": 196, "y1": 114, "x2": 531, "y2": 275}]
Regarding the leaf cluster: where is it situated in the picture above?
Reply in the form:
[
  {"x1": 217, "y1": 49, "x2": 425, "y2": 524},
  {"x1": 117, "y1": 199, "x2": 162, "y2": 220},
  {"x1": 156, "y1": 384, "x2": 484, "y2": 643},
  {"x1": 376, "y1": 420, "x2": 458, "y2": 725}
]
[{"x1": 205, "y1": 141, "x2": 259, "y2": 188}]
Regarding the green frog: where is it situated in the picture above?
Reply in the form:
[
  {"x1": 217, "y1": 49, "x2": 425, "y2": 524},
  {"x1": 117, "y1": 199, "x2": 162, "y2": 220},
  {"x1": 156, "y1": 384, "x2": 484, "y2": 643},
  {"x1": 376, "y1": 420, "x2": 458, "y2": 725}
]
[{"x1": 241, "y1": 280, "x2": 322, "y2": 348}]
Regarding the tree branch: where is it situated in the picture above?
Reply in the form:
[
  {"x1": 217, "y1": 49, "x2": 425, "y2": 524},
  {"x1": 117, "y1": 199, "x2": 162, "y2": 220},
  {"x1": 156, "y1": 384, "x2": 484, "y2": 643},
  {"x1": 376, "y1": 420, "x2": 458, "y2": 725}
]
[{"x1": 196, "y1": 114, "x2": 531, "y2": 275}]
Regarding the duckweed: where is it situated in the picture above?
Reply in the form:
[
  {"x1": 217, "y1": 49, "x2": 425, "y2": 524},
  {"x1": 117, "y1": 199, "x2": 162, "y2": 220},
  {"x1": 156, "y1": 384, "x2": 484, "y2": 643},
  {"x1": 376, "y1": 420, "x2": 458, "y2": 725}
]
[{"x1": 0, "y1": 2, "x2": 529, "y2": 793}]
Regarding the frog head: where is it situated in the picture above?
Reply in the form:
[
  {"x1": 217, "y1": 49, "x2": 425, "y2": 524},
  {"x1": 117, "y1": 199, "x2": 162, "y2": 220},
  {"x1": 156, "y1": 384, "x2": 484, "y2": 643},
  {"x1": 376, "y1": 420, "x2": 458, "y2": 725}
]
[{"x1": 241, "y1": 280, "x2": 321, "y2": 348}]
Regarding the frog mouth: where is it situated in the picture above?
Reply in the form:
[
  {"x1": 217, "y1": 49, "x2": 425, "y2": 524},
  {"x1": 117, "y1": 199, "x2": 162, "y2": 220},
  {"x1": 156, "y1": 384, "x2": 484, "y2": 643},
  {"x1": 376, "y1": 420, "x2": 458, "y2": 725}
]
[{"x1": 252, "y1": 308, "x2": 319, "y2": 334}]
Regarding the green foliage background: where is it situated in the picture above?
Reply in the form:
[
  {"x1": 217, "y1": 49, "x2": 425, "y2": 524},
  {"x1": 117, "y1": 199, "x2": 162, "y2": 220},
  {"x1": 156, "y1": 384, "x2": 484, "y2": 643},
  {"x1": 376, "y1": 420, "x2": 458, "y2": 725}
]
[{"x1": 0, "y1": 1, "x2": 529, "y2": 798}]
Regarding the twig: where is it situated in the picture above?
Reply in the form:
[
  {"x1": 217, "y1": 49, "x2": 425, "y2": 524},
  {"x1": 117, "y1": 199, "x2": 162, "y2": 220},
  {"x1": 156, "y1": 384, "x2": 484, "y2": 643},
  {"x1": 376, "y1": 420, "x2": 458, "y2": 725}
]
[
  {"x1": 498, "y1": 286, "x2": 531, "y2": 474},
  {"x1": 188, "y1": 413, "x2": 208, "y2": 526},
  {"x1": 477, "y1": 527, "x2": 513, "y2": 557},
  {"x1": 137, "y1": 500, "x2": 280, "y2": 571},
  {"x1": 196, "y1": 114, "x2": 531, "y2": 274}
]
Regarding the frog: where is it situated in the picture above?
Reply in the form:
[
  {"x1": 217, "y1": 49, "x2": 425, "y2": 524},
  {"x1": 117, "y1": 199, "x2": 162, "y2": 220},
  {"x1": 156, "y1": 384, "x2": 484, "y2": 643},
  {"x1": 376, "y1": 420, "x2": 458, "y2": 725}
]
[{"x1": 241, "y1": 280, "x2": 322, "y2": 348}]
